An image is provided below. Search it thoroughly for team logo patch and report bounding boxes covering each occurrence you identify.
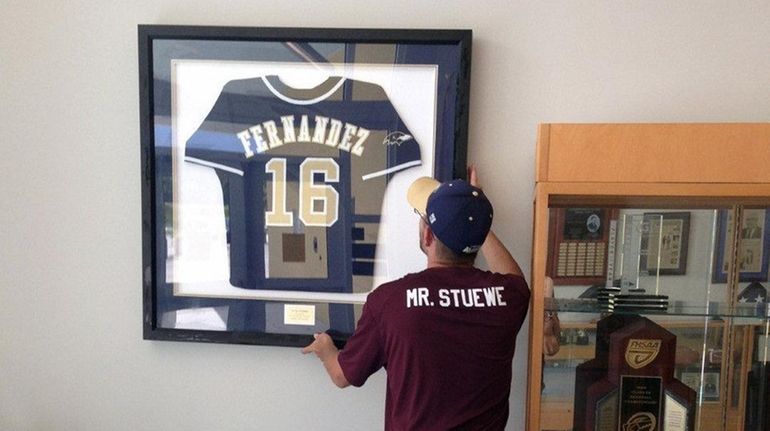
[625,339,661,369]
[622,412,656,431]
[383,131,413,146]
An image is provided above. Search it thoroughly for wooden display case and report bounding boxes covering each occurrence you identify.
[528,123,770,431]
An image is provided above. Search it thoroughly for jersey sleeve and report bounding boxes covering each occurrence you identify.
[184,81,247,175]
[337,298,386,387]
[360,87,422,182]
[383,127,422,179]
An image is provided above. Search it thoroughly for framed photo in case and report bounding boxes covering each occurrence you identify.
[639,212,690,276]
[679,369,720,402]
[712,208,770,283]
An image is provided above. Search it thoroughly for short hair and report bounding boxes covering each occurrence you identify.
[433,235,477,265]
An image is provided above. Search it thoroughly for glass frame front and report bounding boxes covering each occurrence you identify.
[139,25,472,347]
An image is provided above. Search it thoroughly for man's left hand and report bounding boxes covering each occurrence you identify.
[302,332,350,388]
[302,332,338,362]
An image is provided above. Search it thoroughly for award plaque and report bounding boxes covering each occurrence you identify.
[547,208,617,285]
[573,314,696,431]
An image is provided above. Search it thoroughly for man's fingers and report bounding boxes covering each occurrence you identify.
[467,165,480,188]
[301,335,320,354]
[301,332,326,354]
[301,340,317,354]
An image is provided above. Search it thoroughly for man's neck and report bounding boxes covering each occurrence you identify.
[426,258,474,269]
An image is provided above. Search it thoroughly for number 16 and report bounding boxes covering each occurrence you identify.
[265,157,339,227]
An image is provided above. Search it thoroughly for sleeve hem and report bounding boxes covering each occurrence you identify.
[185,156,244,176]
[361,160,421,181]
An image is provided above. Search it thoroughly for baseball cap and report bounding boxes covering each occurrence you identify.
[407,177,493,254]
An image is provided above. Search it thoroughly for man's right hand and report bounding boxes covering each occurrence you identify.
[467,165,481,189]
[467,165,524,277]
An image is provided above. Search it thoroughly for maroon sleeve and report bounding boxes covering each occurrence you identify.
[337,296,387,387]
[509,275,531,325]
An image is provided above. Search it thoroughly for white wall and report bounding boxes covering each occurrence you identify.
[2,1,769,430]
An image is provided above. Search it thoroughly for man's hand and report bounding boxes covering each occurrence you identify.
[467,165,524,277]
[543,277,561,356]
[467,165,480,189]
[302,332,350,388]
[302,332,338,361]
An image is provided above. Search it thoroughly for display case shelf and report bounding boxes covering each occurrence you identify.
[547,298,770,319]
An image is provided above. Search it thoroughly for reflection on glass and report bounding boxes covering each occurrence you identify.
[541,204,770,431]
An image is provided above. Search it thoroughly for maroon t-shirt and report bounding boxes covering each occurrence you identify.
[338,266,530,430]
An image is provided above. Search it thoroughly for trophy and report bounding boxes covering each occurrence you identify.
[573,314,696,431]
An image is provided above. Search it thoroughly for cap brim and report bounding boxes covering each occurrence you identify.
[407,177,440,215]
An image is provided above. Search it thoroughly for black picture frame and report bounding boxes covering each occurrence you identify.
[139,25,472,347]
[712,209,770,283]
[639,212,690,276]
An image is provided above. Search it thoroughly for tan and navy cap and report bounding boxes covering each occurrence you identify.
[407,177,493,254]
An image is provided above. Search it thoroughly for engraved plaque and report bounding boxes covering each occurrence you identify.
[619,375,662,429]
[548,208,615,285]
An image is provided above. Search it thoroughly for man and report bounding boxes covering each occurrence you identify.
[302,170,530,430]
[742,216,762,239]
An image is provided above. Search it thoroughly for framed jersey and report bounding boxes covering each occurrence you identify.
[139,25,472,347]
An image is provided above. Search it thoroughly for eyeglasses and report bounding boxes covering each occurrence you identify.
[413,208,429,225]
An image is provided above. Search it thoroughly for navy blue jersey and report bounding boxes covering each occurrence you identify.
[184,75,421,293]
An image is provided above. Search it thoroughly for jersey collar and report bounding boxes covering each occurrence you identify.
[262,75,346,105]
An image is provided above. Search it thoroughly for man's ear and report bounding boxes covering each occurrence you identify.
[422,223,435,247]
